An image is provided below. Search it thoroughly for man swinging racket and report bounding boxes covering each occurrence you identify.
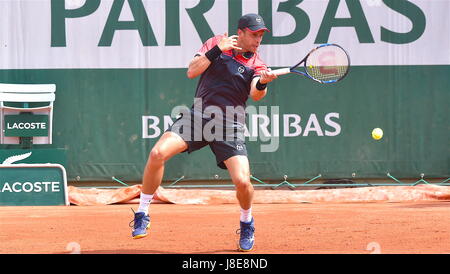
[130,13,278,252]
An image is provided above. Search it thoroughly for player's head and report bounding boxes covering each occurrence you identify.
[237,13,270,53]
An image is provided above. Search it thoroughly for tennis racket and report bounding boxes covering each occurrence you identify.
[272,44,350,84]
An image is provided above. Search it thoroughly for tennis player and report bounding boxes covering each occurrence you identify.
[130,13,277,252]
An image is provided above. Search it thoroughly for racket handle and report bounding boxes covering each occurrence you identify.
[271,68,291,76]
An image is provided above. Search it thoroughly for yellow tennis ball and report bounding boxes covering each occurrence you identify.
[372,128,383,140]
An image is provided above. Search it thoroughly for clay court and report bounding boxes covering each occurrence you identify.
[1,193,449,254]
[1,0,449,263]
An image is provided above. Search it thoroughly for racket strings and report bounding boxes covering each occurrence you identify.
[307,65,347,81]
[305,45,349,83]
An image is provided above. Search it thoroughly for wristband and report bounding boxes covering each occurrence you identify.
[256,79,267,90]
[205,45,222,62]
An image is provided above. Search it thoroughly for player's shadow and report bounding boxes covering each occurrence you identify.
[189,249,241,254]
[59,249,239,254]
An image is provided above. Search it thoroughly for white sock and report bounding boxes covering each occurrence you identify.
[240,207,252,223]
[137,192,154,215]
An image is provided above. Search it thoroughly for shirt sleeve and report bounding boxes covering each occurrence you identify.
[196,36,221,56]
[252,54,268,78]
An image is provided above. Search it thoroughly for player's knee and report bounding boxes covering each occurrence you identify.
[233,176,252,191]
[149,148,166,163]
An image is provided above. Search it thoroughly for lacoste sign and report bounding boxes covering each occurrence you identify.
[4,114,49,137]
[0,156,69,206]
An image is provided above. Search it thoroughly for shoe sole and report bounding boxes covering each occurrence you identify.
[238,246,254,252]
[132,223,151,239]
[237,241,254,252]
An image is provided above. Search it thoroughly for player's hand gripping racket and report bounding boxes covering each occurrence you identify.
[272,44,350,84]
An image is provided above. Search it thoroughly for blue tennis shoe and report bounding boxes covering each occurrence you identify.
[130,211,150,239]
[237,218,255,251]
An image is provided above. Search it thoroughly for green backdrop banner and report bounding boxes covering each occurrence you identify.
[0,66,448,181]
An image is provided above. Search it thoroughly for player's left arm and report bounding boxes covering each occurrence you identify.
[250,68,277,101]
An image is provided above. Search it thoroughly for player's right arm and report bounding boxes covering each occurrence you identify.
[187,33,242,79]
[186,54,212,79]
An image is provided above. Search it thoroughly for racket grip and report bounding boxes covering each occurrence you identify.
[271,68,291,76]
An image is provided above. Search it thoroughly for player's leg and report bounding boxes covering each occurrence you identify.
[131,131,188,239]
[224,155,254,211]
[141,131,188,195]
[224,155,255,252]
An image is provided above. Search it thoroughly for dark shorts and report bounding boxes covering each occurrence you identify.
[167,112,248,169]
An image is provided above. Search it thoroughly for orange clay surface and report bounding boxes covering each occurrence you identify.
[1,202,449,254]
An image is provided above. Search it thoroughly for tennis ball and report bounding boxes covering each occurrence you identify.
[372,128,383,140]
